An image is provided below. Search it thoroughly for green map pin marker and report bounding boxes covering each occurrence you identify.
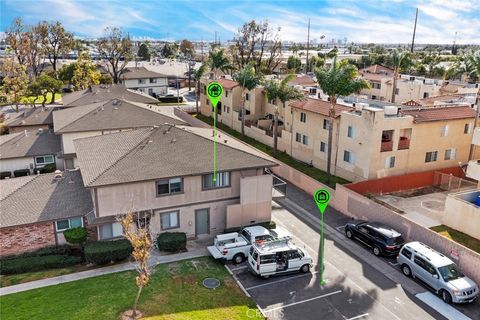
[207,82,223,108]
[314,189,331,214]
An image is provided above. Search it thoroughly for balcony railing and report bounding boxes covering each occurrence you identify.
[398,138,410,150]
[381,141,393,152]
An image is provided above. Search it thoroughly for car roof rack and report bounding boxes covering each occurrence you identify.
[255,236,293,252]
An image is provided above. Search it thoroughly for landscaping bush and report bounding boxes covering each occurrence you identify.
[0,255,82,275]
[84,239,132,265]
[13,169,30,177]
[0,171,11,179]
[37,163,56,174]
[1,245,72,261]
[157,232,187,252]
[63,227,88,245]
[158,96,183,103]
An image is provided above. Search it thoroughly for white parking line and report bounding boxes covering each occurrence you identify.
[389,262,399,267]
[263,290,342,313]
[229,265,248,272]
[245,271,320,291]
[346,313,369,320]
[336,225,346,232]
[416,292,472,320]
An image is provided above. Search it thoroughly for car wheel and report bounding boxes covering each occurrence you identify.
[373,246,381,256]
[346,229,353,239]
[301,264,310,273]
[440,290,452,304]
[401,264,412,277]
[232,253,244,264]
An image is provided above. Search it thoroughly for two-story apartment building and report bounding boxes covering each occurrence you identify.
[74,125,277,240]
[119,67,168,97]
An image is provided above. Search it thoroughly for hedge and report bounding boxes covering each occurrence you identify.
[0,171,11,179]
[63,227,88,245]
[224,221,277,234]
[1,245,72,261]
[0,255,82,275]
[157,232,187,252]
[84,239,132,265]
[13,169,30,177]
[36,163,56,174]
[158,96,183,103]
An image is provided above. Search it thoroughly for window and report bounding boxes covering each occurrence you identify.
[206,98,210,105]
[347,126,355,138]
[156,177,183,196]
[395,88,399,95]
[320,142,327,152]
[385,156,395,168]
[149,78,157,83]
[202,171,230,189]
[225,90,229,97]
[260,254,276,264]
[300,112,307,123]
[343,150,355,164]
[160,211,179,230]
[425,151,438,163]
[444,148,456,160]
[35,155,54,165]
[323,119,331,130]
[401,248,412,259]
[302,135,308,145]
[245,93,250,101]
[440,125,449,137]
[99,222,123,240]
[135,211,151,229]
[464,123,473,134]
[295,132,302,142]
[55,217,83,232]
[138,79,146,84]
[414,256,427,270]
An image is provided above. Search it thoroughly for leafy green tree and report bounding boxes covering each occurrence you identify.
[233,63,262,135]
[287,56,302,72]
[99,73,113,85]
[315,58,370,182]
[388,50,412,103]
[58,62,76,85]
[264,74,304,154]
[179,39,194,58]
[308,55,325,72]
[208,48,234,80]
[0,58,29,112]
[72,51,101,90]
[39,21,75,71]
[161,43,178,59]
[137,43,150,61]
[193,64,207,114]
[29,73,63,107]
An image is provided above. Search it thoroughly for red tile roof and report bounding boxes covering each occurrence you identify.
[289,98,353,118]
[217,78,239,89]
[359,64,394,75]
[400,106,475,122]
[289,76,317,86]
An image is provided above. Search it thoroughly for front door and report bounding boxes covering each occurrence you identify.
[195,208,210,236]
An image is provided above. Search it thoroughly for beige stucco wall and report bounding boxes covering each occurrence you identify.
[123,78,168,95]
[443,191,480,240]
[0,157,35,173]
[62,131,103,154]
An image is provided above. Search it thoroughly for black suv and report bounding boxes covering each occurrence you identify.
[344,221,405,257]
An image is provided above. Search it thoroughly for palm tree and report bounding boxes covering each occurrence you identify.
[264,74,304,154]
[208,48,233,80]
[465,51,480,160]
[388,49,412,103]
[233,64,262,135]
[315,57,370,183]
[193,64,207,114]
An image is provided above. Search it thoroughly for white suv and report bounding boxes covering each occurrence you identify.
[397,241,478,304]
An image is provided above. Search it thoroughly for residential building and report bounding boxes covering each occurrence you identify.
[466,127,480,187]
[74,125,277,240]
[0,129,62,177]
[5,107,55,133]
[119,67,168,97]
[61,84,159,107]
[52,98,185,169]
[336,104,478,181]
[0,170,94,256]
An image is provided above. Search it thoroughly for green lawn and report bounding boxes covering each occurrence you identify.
[0,257,263,320]
[430,225,480,254]
[195,114,350,188]
[20,92,62,104]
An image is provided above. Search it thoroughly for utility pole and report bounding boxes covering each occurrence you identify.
[306,18,310,73]
[411,8,418,53]
[452,31,458,55]
[201,36,204,62]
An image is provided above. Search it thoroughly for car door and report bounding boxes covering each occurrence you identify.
[413,255,436,288]
[286,250,303,271]
[356,225,373,247]
[259,253,277,275]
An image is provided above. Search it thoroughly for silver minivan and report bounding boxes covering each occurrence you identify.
[397,241,478,304]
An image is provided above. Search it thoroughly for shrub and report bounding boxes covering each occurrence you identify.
[64,227,88,245]
[13,169,30,177]
[37,163,56,174]
[1,245,72,261]
[157,232,187,252]
[0,255,81,275]
[158,96,183,103]
[0,171,11,179]
[84,239,132,265]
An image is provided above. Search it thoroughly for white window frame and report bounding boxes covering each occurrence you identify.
[295,132,302,143]
[464,123,473,134]
[156,177,183,196]
[425,151,438,163]
[138,79,146,84]
[323,119,331,130]
[444,148,456,160]
[440,125,449,137]
[320,141,327,152]
[300,112,307,123]
[202,171,230,189]
[35,155,55,166]
[347,126,355,138]
[343,150,355,165]
[302,135,308,145]
[385,156,395,168]
[55,217,84,232]
[160,210,180,230]
[99,222,123,240]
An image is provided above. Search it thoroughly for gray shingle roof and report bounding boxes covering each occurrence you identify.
[61,84,159,106]
[75,125,277,187]
[6,108,55,128]
[53,99,185,133]
[120,67,167,80]
[0,130,61,159]
[0,170,93,228]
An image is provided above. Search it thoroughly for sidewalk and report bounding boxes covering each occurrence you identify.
[0,246,208,296]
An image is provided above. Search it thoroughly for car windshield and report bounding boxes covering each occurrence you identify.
[387,236,405,246]
[438,264,464,282]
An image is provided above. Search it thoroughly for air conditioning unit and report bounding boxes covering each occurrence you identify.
[424,79,434,85]
[384,106,398,115]
[355,102,369,111]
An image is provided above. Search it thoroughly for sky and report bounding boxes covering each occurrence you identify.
[1,0,479,44]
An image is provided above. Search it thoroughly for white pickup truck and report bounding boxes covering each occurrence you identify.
[208,226,290,264]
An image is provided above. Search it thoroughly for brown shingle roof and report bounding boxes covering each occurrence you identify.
[0,130,61,160]
[400,106,476,122]
[217,78,239,90]
[289,98,353,118]
[120,67,167,80]
[6,108,55,128]
[74,125,277,187]
[289,76,317,86]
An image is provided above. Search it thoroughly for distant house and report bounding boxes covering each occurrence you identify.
[119,67,168,97]
[74,125,277,240]
[61,84,159,107]
[5,107,55,133]
[52,98,185,169]
[0,130,62,178]
[0,171,94,256]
